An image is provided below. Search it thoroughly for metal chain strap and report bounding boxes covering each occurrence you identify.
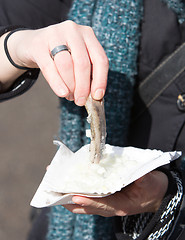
[148,172,183,240]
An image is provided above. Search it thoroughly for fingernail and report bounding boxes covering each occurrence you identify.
[66,93,74,101]
[73,197,85,206]
[76,97,86,106]
[94,89,104,100]
[60,88,68,97]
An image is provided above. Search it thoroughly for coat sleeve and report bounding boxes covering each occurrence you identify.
[0,25,40,102]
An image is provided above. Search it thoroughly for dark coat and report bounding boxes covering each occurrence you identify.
[128,1,185,239]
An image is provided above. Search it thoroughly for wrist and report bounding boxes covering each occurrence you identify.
[5,28,34,70]
[0,33,20,90]
[4,28,37,71]
[151,171,169,212]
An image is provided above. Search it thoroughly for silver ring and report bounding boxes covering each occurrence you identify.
[50,45,71,59]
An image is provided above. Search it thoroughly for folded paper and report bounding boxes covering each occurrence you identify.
[30,140,181,208]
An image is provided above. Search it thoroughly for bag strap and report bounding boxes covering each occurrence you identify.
[135,42,185,120]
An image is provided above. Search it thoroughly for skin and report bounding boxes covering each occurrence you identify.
[0,20,169,216]
[64,171,168,217]
[0,20,109,105]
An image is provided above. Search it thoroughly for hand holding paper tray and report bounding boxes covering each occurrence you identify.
[30,140,181,208]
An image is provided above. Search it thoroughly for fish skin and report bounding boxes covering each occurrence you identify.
[85,95,106,163]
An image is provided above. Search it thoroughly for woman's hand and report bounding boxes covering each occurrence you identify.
[6,21,109,105]
[64,171,168,217]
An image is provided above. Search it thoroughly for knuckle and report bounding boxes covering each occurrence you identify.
[47,20,77,37]
[76,56,90,70]
[84,25,94,33]
[97,202,106,211]
[59,58,72,72]
[64,20,77,30]
[45,25,58,37]
[75,88,89,99]
[65,20,76,26]
[98,54,109,68]
[115,209,126,217]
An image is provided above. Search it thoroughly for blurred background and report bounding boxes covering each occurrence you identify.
[0,74,60,239]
